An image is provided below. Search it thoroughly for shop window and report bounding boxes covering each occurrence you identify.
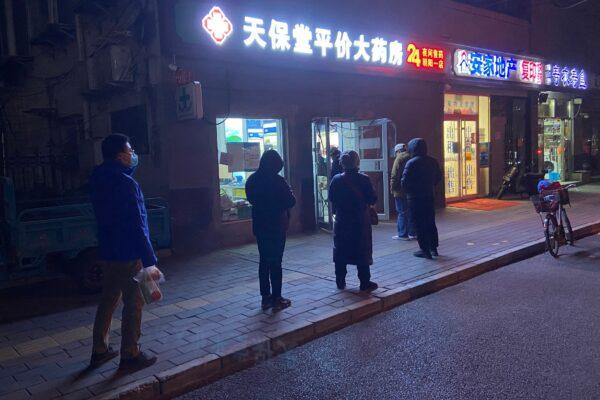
[217,118,284,222]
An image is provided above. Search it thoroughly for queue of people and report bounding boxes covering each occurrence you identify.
[87,134,441,372]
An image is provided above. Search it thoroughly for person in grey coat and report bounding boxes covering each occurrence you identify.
[328,150,378,291]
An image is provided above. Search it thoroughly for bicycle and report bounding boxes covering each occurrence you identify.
[531,184,575,258]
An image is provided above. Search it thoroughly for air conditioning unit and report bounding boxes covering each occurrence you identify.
[89,44,134,90]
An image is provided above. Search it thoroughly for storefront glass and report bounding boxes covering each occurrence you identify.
[443,94,490,200]
[312,118,393,230]
[217,117,285,222]
[538,95,574,182]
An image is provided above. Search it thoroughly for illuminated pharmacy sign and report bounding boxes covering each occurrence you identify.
[544,64,587,90]
[197,4,447,73]
[453,48,543,84]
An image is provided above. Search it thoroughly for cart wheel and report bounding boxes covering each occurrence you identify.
[77,249,103,294]
[544,214,560,258]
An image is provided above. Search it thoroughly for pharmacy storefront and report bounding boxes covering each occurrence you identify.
[162,0,594,250]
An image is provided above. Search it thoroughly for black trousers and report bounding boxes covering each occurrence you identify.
[335,263,371,285]
[256,233,287,299]
[408,197,439,252]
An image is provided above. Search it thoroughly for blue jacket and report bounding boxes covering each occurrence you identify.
[90,161,157,267]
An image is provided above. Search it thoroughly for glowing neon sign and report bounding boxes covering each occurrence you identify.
[198,5,450,72]
[238,14,407,67]
[454,49,544,85]
[202,6,233,45]
[545,64,587,90]
[406,43,445,70]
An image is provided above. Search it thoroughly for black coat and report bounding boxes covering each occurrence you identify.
[401,138,442,200]
[245,151,296,236]
[329,170,377,266]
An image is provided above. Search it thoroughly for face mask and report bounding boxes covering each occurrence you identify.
[130,153,139,168]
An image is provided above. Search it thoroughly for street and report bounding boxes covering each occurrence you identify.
[180,235,600,400]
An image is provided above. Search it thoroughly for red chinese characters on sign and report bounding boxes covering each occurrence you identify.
[520,60,543,84]
[202,6,233,45]
[406,43,445,71]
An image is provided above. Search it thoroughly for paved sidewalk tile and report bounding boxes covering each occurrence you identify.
[0,184,599,399]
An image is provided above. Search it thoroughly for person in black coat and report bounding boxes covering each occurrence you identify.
[401,138,442,259]
[245,150,296,310]
[330,147,343,179]
[328,150,378,291]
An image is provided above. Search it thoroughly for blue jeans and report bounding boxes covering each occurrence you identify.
[395,197,415,237]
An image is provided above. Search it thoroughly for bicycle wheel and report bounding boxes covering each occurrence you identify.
[544,214,560,258]
[561,208,574,245]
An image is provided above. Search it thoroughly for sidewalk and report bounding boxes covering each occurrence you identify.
[1,184,599,400]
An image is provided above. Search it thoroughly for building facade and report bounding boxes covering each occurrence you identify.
[1,0,599,254]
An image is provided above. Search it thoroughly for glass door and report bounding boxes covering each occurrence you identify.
[353,120,390,221]
[444,116,479,200]
[312,118,331,230]
[312,118,392,231]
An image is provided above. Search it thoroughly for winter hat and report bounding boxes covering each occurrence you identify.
[394,143,407,153]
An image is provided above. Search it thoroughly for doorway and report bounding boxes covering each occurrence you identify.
[443,116,479,200]
[312,118,394,231]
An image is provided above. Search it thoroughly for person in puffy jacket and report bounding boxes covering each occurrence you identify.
[401,138,442,259]
[329,150,378,291]
[390,143,415,240]
[246,150,296,310]
[89,133,157,371]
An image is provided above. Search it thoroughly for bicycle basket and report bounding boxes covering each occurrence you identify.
[531,194,559,213]
[557,187,570,205]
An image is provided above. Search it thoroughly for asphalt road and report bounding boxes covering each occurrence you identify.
[179,234,600,400]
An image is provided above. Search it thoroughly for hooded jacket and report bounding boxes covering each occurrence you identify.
[90,160,157,267]
[401,138,442,200]
[245,150,296,236]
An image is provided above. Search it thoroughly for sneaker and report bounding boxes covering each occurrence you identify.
[413,250,433,259]
[359,281,378,291]
[392,235,410,241]
[408,235,417,240]
[271,297,292,310]
[119,352,157,372]
[261,296,273,310]
[431,248,439,257]
[336,276,346,290]
[90,347,118,367]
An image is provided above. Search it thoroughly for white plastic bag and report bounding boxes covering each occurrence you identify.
[134,266,165,304]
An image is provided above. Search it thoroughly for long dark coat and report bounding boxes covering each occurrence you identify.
[329,170,377,266]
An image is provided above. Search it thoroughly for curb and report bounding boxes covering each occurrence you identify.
[96,221,600,399]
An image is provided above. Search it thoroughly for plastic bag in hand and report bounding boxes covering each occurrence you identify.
[134,266,165,304]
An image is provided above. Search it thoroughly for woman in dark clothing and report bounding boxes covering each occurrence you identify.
[245,150,296,310]
[328,150,378,291]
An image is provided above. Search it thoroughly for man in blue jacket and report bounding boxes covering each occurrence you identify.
[89,134,157,371]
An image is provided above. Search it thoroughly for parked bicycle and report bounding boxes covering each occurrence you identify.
[531,183,575,258]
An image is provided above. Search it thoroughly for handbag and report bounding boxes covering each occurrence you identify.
[368,206,379,226]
